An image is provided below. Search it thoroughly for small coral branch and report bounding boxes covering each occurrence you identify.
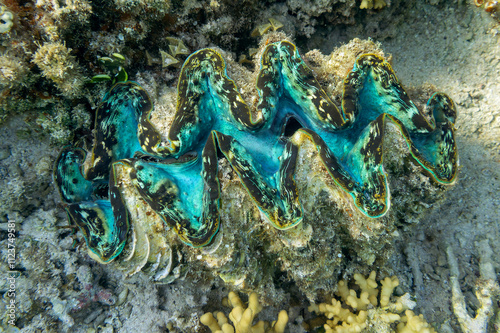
[200,291,288,333]
[360,0,387,10]
[447,240,500,333]
[309,271,436,333]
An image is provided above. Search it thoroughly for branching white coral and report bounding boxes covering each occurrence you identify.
[447,240,500,333]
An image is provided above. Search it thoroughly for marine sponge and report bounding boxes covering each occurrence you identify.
[308,271,436,333]
[32,42,85,98]
[200,292,288,333]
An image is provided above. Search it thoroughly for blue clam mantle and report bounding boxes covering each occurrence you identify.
[54,41,458,263]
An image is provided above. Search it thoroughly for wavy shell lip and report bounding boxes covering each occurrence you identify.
[53,41,458,265]
[54,147,94,203]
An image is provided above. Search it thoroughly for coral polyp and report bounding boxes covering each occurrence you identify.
[54,41,458,265]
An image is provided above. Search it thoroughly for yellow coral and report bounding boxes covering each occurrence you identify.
[200,292,288,333]
[380,276,399,307]
[336,271,379,311]
[397,310,437,333]
[360,0,387,10]
[309,271,436,333]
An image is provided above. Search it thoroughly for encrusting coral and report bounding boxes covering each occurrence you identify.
[308,271,437,333]
[200,291,288,333]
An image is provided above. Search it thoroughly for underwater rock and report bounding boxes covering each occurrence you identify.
[54,39,458,297]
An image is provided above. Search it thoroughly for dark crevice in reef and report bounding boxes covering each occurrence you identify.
[282,116,304,138]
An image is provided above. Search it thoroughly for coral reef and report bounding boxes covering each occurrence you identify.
[251,18,284,37]
[0,0,400,135]
[201,291,288,333]
[0,121,58,218]
[0,209,118,329]
[32,42,85,98]
[0,0,377,138]
[285,0,357,36]
[0,0,498,331]
[308,271,437,333]
[35,0,92,38]
[447,240,500,333]
[51,38,458,300]
[35,103,91,144]
[0,54,29,91]
[113,0,170,18]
